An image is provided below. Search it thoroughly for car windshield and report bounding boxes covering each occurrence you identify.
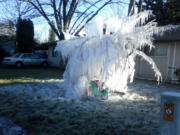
[13,53,21,58]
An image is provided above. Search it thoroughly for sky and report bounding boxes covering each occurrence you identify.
[33,18,50,42]
[0,0,130,42]
[32,0,130,42]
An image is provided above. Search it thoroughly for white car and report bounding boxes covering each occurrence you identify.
[2,53,49,68]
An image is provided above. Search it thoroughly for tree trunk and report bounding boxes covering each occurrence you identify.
[138,0,143,13]
[128,0,136,16]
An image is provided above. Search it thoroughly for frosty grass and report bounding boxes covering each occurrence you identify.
[0,80,175,135]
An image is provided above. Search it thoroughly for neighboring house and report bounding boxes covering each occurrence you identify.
[48,43,66,69]
[0,21,15,37]
[0,36,16,55]
[36,41,66,69]
[135,26,180,82]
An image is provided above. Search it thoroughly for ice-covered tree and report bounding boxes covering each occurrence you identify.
[56,11,163,99]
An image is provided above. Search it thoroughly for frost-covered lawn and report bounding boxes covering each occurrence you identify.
[1,78,179,135]
[0,68,63,84]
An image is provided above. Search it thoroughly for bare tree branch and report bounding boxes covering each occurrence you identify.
[74,0,115,35]
[19,0,126,40]
[71,11,93,34]
[0,0,39,25]
[69,0,101,33]
[64,0,79,31]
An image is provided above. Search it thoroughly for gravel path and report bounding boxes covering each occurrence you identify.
[0,80,179,135]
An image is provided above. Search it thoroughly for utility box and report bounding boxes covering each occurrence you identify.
[160,91,180,135]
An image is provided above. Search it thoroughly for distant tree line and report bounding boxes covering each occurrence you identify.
[128,0,180,25]
[143,0,180,25]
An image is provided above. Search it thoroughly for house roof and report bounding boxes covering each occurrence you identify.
[154,25,180,42]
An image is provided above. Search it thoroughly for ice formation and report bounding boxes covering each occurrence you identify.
[56,11,162,99]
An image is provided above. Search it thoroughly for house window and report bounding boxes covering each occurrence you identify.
[52,48,57,57]
[144,45,167,56]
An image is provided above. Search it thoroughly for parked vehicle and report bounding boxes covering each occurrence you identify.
[2,53,49,68]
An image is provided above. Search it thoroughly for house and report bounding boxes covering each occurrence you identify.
[135,26,180,82]
[0,21,15,37]
[0,36,16,55]
[35,41,66,69]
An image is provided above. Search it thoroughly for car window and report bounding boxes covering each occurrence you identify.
[22,54,32,59]
[13,53,21,58]
[31,54,40,59]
